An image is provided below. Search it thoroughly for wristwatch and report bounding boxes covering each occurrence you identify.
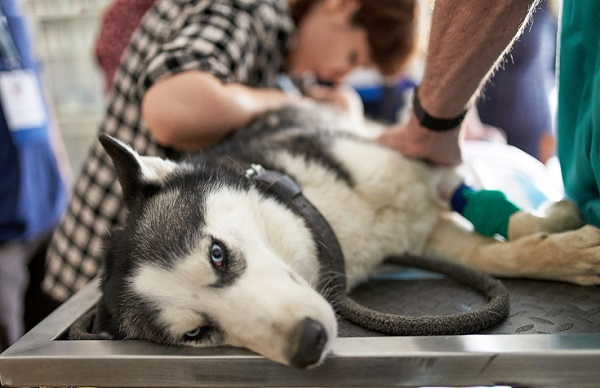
[412,87,468,131]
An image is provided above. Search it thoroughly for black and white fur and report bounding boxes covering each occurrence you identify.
[97,106,600,369]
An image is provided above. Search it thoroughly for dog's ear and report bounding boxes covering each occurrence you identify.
[99,134,179,207]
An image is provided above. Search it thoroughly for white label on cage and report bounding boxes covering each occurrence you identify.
[0,69,47,131]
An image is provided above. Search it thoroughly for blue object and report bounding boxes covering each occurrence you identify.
[476,1,557,160]
[0,0,67,242]
[355,78,416,124]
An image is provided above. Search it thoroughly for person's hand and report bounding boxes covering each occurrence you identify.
[377,111,463,166]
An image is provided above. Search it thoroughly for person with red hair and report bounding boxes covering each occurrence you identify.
[44,0,420,303]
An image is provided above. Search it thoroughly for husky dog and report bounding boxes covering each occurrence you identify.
[96,106,600,369]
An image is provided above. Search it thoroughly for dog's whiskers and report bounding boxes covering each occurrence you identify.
[318,269,346,301]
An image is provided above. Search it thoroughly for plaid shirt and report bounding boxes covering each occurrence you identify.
[44,0,295,302]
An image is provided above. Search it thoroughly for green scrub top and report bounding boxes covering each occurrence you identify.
[556,0,600,226]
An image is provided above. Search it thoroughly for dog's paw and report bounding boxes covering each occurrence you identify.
[530,225,600,286]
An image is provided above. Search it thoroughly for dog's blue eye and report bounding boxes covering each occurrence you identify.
[185,328,201,338]
[210,243,226,269]
[184,326,208,341]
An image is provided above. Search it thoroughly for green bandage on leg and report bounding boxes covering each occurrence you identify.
[451,184,521,238]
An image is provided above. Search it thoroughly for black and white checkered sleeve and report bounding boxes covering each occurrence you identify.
[136,3,261,94]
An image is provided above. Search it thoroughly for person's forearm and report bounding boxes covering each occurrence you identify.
[418,0,539,118]
[377,0,540,167]
[141,71,293,150]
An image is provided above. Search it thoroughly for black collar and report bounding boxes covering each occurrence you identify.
[244,164,347,297]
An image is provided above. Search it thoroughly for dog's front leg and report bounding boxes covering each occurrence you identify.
[424,213,600,286]
[508,199,585,239]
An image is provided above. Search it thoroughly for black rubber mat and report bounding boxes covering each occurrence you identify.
[339,271,600,337]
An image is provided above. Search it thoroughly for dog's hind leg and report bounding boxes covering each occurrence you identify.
[424,213,600,285]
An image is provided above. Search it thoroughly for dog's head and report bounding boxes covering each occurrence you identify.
[95,135,337,368]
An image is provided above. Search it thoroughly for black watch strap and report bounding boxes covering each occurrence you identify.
[412,87,467,131]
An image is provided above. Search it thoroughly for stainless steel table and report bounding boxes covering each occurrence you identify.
[2,278,600,387]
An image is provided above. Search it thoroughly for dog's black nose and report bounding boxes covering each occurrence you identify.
[290,318,328,369]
